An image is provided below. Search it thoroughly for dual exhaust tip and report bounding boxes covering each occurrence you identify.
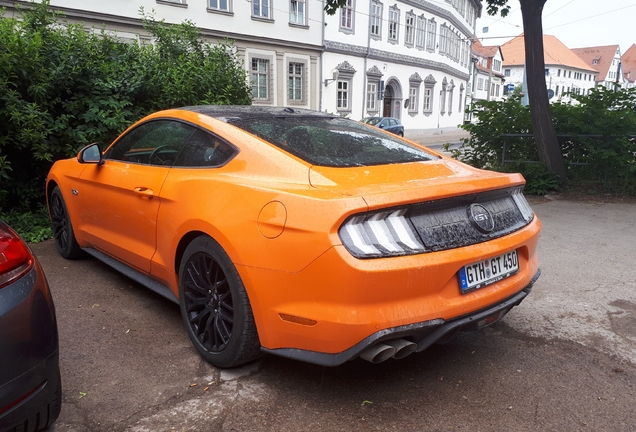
[359,339,417,363]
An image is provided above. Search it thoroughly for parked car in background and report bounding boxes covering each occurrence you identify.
[46,106,540,368]
[360,116,404,136]
[0,220,61,432]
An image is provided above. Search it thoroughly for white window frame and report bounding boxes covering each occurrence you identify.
[290,0,305,25]
[337,80,350,111]
[415,15,426,49]
[208,0,230,12]
[252,0,271,19]
[404,12,415,47]
[251,57,271,102]
[426,19,436,51]
[370,1,382,39]
[388,6,400,44]
[340,0,355,34]
[366,82,377,111]
[287,61,305,104]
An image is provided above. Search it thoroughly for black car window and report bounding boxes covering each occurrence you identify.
[364,117,381,126]
[106,120,195,166]
[173,129,237,167]
[389,119,398,127]
[227,116,437,167]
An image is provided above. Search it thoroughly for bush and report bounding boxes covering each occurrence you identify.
[452,88,636,195]
[0,0,251,217]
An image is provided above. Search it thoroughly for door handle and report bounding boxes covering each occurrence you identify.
[134,187,154,198]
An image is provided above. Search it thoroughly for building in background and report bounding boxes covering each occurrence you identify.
[2,0,482,134]
[500,34,597,103]
[470,38,504,103]
[322,0,480,135]
[1,0,325,111]
[572,45,624,90]
[621,44,636,89]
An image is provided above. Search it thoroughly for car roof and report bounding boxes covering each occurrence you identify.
[180,105,337,121]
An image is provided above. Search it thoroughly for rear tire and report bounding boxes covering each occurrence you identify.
[49,186,82,259]
[179,235,261,368]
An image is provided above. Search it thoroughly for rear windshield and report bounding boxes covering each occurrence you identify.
[226,116,437,167]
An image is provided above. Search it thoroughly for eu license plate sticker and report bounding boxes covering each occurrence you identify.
[458,250,519,294]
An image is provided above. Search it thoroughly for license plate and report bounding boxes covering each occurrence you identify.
[458,250,519,294]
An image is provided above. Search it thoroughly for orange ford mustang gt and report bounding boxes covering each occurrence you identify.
[46,106,541,368]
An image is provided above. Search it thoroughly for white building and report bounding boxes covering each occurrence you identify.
[322,0,480,135]
[1,0,325,110]
[470,39,505,102]
[2,0,481,133]
[501,34,597,103]
[572,45,625,90]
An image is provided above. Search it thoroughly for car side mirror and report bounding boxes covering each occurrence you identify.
[77,143,104,165]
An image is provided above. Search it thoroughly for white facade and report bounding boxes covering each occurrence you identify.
[503,66,597,103]
[3,0,480,132]
[322,0,480,134]
[2,0,325,110]
[471,48,504,103]
[597,47,625,89]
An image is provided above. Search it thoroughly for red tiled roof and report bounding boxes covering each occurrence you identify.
[501,34,596,72]
[622,44,636,82]
[572,45,619,82]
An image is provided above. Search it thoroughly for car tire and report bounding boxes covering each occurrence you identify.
[49,186,82,259]
[397,132,404,137]
[179,235,261,368]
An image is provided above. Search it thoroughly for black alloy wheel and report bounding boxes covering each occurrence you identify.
[179,235,261,368]
[49,186,82,259]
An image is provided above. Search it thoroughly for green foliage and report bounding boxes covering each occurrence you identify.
[454,87,636,195]
[0,0,251,216]
[448,94,535,168]
[0,205,52,243]
[498,162,562,196]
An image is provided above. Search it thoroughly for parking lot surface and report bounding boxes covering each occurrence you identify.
[33,194,636,431]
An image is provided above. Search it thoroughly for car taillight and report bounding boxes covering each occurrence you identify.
[339,209,426,259]
[512,187,534,222]
[0,222,34,289]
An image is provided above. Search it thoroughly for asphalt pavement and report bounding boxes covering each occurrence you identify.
[32,190,636,431]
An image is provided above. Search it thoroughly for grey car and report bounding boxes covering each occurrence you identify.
[0,220,61,432]
[360,116,404,136]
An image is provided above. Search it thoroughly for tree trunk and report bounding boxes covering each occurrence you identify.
[519,0,567,180]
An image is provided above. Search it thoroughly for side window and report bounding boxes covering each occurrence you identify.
[174,129,237,167]
[107,120,195,166]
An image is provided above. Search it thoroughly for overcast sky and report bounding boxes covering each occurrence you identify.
[475,0,635,54]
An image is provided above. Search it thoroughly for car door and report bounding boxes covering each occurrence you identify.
[77,120,195,273]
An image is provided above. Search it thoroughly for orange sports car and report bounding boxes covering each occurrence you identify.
[46,106,541,368]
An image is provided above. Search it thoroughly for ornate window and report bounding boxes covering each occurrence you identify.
[408,73,422,115]
[365,65,383,114]
[405,12,415,47]
[440,77,447,115]
[335,61,356,114]
[416,15,426,49]
[423,74,436,114]
[426,19,436,52]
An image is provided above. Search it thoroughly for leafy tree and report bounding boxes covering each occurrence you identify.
[480,0,567,180]
[452,87,636,193]
[0,0,250,215]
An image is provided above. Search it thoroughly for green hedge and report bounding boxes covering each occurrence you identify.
[0,0,251,215]
[452,87,636,195]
